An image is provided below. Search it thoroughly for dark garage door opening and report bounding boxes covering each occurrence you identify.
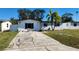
[25,23,34,29]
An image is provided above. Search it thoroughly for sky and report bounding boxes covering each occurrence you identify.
[0,8,79,21]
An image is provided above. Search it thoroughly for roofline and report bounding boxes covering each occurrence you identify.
[18,19,41,22]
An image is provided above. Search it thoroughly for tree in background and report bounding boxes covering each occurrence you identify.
[10,17,18,24]
[18,9,33,20]
[25,9,32,19]
[18,8,45,22]
[61,13,73,23]
[33,9,45,22]
[18,9,27,20]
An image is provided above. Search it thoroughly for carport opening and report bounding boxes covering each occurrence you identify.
[25,23,34,29]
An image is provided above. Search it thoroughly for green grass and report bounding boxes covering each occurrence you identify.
[0,32,17,50]
[44,30,79,49]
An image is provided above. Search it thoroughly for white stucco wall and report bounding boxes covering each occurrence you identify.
[55,22,79,30]
[60,22,72,29]
[1,21,12,32]
[18,19,41,31]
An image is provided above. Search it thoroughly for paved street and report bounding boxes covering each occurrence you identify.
[6,31,79,51]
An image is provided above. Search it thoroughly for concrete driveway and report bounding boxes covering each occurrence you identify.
[6,31,79,51]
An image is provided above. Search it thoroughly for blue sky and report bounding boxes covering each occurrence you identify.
[0,8,79,21]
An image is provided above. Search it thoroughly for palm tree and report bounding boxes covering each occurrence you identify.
[46,9,61,30]
[46,9,53,29]
[52,12,61,29]
[52,12,61,33]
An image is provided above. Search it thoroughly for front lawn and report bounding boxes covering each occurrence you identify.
[44,30,79,49]
[0,32,17,50]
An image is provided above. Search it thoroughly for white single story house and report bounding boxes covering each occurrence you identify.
[10,19,41,31]
[1,19,79,32]
[1,21,12,32]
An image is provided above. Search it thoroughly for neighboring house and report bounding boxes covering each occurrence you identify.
[1,21,12,32]
[55,22,79,30]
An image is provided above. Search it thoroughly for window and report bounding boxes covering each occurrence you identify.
[74,23,77,26]
[7,23,8,27]
[55,23,60,26]
[44,23,47,27]
[66,23,68,26]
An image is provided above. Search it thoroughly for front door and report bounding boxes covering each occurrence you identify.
[25,23,33,29]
